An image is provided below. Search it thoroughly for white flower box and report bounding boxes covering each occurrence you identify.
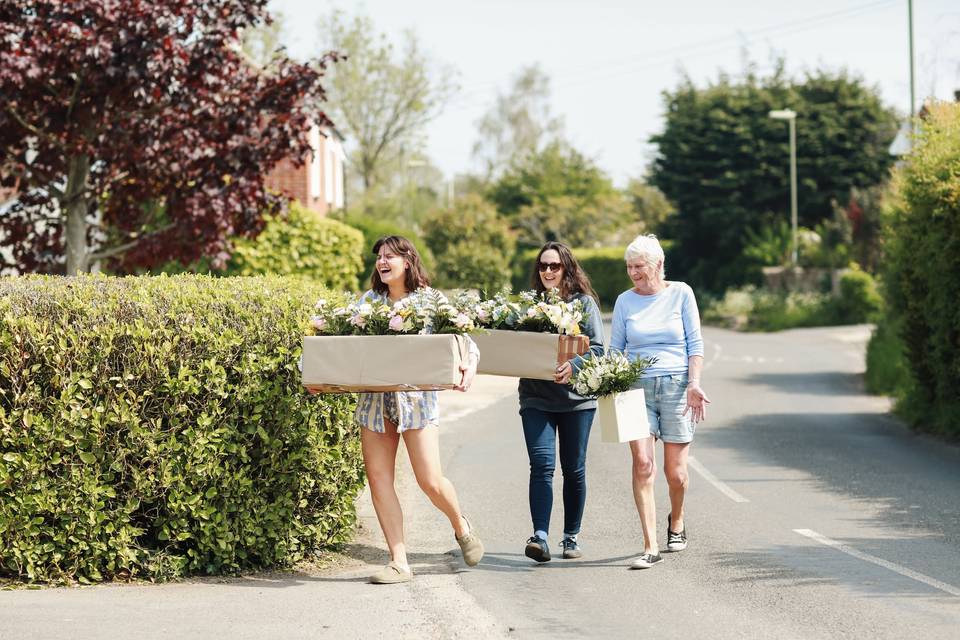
[302,334,467,393]
[597,388,651,443]
[469,330,589,380]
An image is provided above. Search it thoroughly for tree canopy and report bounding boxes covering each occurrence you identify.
[0,0,333,274]
[650,63,898,293]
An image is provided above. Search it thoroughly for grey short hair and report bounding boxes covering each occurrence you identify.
[625,234,666,279]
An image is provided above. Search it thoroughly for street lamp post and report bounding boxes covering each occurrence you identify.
[769,109,799,267]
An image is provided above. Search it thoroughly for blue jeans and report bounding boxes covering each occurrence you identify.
[520,407,595,537]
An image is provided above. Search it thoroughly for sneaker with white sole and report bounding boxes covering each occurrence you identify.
[561,537,582,559]
[667,514,687,552]
[629,552,663,569]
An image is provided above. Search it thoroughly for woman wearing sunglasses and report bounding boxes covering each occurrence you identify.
[519,241,605,562]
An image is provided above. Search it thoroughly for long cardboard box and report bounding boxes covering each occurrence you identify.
[302,334,467,393]
[469,330,589,380]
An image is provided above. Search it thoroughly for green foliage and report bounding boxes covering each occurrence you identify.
[318,10,456,192]
[625,179,676,235]
[225,203,364,290]
[703,268,881,331]
[0,275,365,584]
[341,211,436,285]
[865,315,911,397]
[422,195,516,293]
[881,103,960,438]
[487,142,630,248]
[650,63,898,294]
[830,266,882,324]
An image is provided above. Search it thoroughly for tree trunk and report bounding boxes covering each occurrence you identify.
[64,154,90,275]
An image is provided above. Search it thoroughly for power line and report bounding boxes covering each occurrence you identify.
[444,0,899,112]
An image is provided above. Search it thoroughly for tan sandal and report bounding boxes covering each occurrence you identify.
[455,515,484,567]
[369,561,412,584]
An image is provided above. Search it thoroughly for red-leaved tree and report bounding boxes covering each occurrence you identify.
[0,0,336,274]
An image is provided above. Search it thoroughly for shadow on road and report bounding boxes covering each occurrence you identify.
[737,371,866,395]
[702,411,960,549]
[710,544,959,600]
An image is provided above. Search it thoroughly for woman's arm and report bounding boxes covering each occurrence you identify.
[681,285,709,421]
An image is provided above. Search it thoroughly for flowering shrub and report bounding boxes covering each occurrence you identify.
[570,352,657,397]
[467,290,585,336]
[309,288,474,336]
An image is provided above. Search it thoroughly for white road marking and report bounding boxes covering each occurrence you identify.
[688,455,750,503]
[793,528,960,597]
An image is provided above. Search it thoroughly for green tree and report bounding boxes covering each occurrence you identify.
[472,64,564,181]
[650,63,898,293]
[487,142,630,247]
[625,179,675,234]
[317,10,456,193]
[421,195,515,293]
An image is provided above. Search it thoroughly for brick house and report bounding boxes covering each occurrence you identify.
[264,123,346,216]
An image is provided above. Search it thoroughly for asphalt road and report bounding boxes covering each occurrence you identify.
[3,325,959,639]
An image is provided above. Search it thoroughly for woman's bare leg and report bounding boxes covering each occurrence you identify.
[402,425,469,537]
[629,437,659,554]
[361,424,407,567]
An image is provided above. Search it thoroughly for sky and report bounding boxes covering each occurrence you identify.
[269,0,960,186]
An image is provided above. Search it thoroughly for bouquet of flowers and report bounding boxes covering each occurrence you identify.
[570,352,658,398]
[308,289,474,337]
[469,289,585,336]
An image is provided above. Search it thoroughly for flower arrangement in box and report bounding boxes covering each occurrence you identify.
[308,288,474,337]
[570,352,657,398]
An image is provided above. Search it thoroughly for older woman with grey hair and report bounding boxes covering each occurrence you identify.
[610,234,710,569]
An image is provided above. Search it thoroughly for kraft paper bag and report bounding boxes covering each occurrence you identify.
[597,388,651,443]
[302,334,467,393]
[470,330,589,381]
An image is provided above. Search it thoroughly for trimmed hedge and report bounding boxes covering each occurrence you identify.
[0,275,364,583]
[226,203,364,291]
[880,103,960,438]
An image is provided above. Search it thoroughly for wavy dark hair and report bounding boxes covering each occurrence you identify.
[530,241,599,303]
[370,235,430,295]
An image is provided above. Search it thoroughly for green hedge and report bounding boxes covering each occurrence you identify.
[0,275,364,583]
[226,203,364,290]
[881,103,960,438]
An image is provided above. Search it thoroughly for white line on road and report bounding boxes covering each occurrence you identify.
[688,455,750,503]
[793,528,960,597]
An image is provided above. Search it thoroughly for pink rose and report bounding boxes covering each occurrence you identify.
[389,314,404,331]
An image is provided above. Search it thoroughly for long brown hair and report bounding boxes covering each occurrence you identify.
[530,241,599,302]
[370,235,431,295]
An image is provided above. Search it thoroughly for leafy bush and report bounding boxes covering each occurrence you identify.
[0,275,364,583]
[828,266,882,324]
[881,102,960,438]
[422,195,516,293]
[225,203,364,290]
[865,315,910,397]
[703,269,881,331]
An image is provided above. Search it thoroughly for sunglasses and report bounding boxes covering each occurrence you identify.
[538,262,563,273]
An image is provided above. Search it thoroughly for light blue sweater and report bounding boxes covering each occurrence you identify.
[610,282,704,378]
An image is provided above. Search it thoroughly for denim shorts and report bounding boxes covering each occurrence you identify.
[633,374,695,443]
